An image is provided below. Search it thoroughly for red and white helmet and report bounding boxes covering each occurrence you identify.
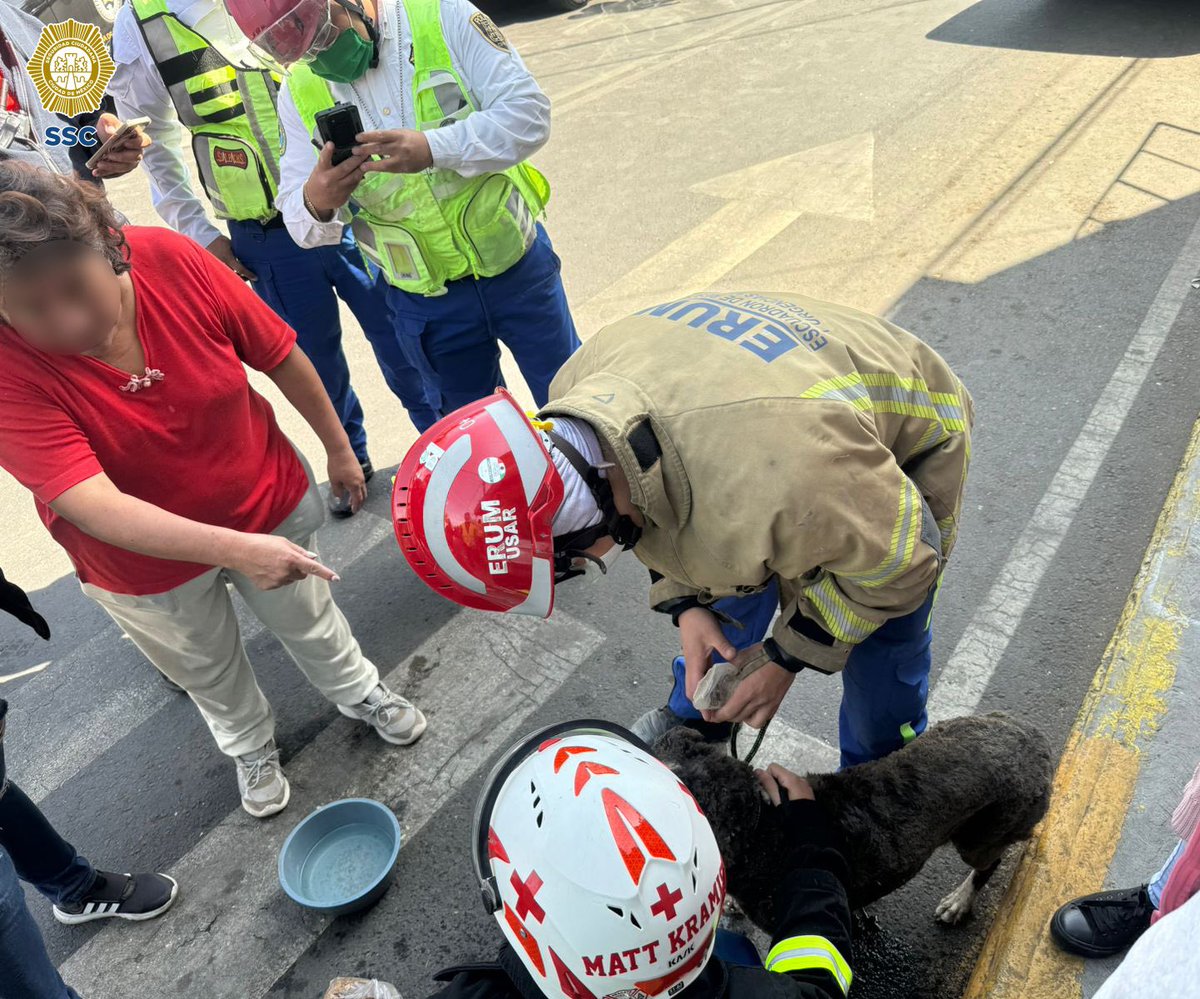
[392,390,564,617]
[474,721,726,999]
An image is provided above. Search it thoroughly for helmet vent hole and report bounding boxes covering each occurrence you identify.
[530,780,537,794]
[692,872,698,892]
[536,811,544,828]
[607,905,623,918]
[630,912,641,929]
[693,849,699,869]
[533,796,541,808]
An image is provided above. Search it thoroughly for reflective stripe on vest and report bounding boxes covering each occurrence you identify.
[765,935,853,996]
[132,0,282,222]
[287,0,550,295]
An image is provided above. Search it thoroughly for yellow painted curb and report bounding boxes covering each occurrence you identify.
[961,419,1199,999]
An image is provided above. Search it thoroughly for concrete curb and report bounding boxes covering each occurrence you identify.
[960,415,1200,999]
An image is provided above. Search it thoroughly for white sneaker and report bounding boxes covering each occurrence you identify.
[235,740,290,818]
[339,683,427,746]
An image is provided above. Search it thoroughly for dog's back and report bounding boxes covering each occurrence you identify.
[810,712,1052,907]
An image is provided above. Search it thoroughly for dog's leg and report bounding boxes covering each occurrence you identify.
[935,860,1001,925]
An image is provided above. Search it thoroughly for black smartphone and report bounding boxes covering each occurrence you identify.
[314,102,364,166]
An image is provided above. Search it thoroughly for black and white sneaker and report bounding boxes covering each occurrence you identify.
[53,870,178,925]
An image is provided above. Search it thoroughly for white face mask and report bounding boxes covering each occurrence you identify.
[577,542,624,580]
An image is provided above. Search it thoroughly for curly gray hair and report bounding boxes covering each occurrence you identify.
[0,161,130,278]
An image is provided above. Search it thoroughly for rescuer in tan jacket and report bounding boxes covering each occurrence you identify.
[395,289,973,768]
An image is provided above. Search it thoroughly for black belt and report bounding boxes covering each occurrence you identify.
[230,214,287,231]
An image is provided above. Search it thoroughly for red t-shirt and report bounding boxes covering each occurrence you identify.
[0,227,310,595]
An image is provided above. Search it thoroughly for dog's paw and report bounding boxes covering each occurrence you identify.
[935,876,977,925]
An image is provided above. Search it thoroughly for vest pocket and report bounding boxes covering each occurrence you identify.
[460,174,536,278]
[191,134,274,222]
[351,216,443,294]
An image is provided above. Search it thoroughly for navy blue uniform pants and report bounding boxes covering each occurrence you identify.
[228,220,440,460]
[385,224,580,415]
[666,581,938,769]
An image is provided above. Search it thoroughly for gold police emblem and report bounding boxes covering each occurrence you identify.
[469,12,509,52]
[27,19,115,117]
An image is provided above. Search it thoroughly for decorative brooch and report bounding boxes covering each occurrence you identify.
[119,368,166,393]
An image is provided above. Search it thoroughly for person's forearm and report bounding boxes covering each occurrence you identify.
[50,475,242,567]
[265,346,354,455]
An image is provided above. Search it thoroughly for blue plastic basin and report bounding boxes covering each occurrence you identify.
[278,798,401,915]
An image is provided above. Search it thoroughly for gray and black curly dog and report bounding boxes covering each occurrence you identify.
[654,712,1053,930]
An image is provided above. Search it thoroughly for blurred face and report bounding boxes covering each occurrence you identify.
[0,245,122,355]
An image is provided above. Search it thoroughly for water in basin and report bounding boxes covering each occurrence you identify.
[298,822,394,903]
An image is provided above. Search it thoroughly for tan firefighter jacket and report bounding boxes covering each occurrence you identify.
[542,291,973,673]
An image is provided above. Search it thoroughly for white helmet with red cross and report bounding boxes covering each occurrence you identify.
[473,721,726,999]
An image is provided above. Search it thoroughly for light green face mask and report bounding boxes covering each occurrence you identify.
[308,27,375,83]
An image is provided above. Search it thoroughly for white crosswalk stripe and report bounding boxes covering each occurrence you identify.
[8,512,394,805]
[751,719,841,774]
[59,609,603,999]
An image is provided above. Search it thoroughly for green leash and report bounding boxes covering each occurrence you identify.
[730,721,770,765]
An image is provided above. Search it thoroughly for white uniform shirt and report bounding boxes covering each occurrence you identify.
[109,0,264,247]
[276,0,550,249]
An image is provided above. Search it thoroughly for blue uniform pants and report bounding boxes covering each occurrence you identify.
[228,221,440,461]
[666,580,937,769]
[385,224,581,415]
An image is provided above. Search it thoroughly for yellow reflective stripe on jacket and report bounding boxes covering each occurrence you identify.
[838,478,923,589]
[805,575,877,643]
[937,514,956,550]
[765,934,853,995]
[801,372,968,431]
[905,419,948,463]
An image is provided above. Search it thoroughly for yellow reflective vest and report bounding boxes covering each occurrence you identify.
[132,0,284,223]
[287,0,550,296]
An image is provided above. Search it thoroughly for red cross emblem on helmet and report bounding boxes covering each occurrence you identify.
[392,390,565,617]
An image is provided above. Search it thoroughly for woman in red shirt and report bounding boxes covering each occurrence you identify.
[0,163,426,819]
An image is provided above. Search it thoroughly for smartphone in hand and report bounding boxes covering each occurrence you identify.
[84,116,151,172]
[315,103,364,166]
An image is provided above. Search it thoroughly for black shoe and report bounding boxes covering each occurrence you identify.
[53,870,179,925]
[1049,884,1153,958]
[158,671,185,693]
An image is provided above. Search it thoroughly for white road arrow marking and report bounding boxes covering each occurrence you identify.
[577,133,875,334]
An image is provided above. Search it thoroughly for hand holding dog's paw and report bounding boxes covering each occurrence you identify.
[935,874,978,925]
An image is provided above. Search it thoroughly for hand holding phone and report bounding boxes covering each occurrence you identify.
[315,103,364,166]
[85,115,151,174]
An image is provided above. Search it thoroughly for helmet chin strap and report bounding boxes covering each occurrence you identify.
[332,0,380,67]
[544,429,642,581]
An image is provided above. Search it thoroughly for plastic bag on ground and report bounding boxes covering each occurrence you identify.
[323,978,401,999]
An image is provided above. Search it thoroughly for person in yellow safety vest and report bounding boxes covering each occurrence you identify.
[108,0,440,517]
[393,291,974,770]
[223,0,581,418]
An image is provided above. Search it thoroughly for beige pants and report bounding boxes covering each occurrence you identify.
[83,474,379,758]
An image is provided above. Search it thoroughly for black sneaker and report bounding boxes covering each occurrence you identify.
[53,870,178,925]
[1049,884,1154,958]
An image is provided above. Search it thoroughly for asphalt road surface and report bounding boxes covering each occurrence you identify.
[4,1,1200,997]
